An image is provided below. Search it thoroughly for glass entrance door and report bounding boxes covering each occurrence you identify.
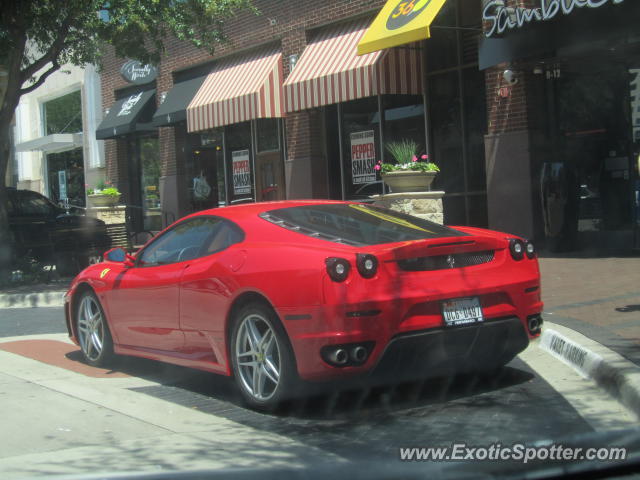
[46,148,85,207]
[549,58,635,251]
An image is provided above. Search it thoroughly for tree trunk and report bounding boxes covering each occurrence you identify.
[0,118,12,280]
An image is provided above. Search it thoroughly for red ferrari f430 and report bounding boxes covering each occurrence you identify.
[65,201,543,409]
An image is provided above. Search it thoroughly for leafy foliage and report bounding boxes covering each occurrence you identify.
[0,0,256,272]
[0,1,256,76]
[380,140,439,173]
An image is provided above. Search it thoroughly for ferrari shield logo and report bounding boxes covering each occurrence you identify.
[100,268,111,279]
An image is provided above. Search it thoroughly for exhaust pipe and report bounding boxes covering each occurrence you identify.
[328,348,348,365]
[528,315,542,334]
[351,346,367,363]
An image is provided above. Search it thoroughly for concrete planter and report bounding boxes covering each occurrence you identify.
[381,171,437,193]
[88,193,121,207]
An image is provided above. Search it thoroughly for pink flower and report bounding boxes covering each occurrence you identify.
[412,155,418,163]
[421,154,429,160]
[374,164,381,171]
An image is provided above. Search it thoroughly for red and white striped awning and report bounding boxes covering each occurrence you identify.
[187,46,285,132]
[284,18,422,113]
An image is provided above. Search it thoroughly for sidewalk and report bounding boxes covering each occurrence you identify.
[538,255,640,364]
[0,278,70,308]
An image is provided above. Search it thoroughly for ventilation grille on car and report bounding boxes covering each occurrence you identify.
[397,250,495,271]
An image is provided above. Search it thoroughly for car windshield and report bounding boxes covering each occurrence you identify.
[261,204,467,246]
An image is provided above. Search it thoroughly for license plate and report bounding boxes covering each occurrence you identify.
[442,297,484,327]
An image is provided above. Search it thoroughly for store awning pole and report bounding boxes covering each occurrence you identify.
[421,41,431,159]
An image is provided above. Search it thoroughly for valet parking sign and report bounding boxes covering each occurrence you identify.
[351,130,377,185]
[232,150,251,195]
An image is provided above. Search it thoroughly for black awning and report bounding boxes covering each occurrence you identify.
[96,90,156,140]
[152,76,207,127]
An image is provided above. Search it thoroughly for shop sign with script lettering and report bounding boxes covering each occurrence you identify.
[483,0,624,38]
[120,60,158,85]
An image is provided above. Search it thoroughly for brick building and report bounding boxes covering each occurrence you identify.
[96,0,640,251]
[481,0,640,250]
[97,0,487,233]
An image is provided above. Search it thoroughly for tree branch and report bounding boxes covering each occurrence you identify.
[20,16,72,83]
[19,59,60,96]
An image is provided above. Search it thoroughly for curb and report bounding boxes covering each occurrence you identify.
[0,291,66,309]
[540,322,640,419]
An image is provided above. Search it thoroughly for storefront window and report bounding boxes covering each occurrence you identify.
[187,129,224,211]
[226,122,254,204]
[554,60,633,232]
[255,119,286,201]
[256,119,280,152]
[127,136,161,232]
[463,67,488,193]
[46,148,85,207]
[425,0,458,71]
[382,95,425,158]
[140,137,161,231]
[425,0,488,227]
[430,71,464,194]
[43,90,85,207]
[43,90,82,135]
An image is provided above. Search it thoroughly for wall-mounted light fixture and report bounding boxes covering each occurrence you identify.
[502,69,518,85]
[289,54,299,71]
[160,91,168,104]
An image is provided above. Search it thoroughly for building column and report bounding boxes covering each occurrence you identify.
[484,63,541,240]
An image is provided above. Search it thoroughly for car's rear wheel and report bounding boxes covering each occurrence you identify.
[230,302,296,410]
[76,291,114,367]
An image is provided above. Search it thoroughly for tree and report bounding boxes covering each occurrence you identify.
[0,0,255,274]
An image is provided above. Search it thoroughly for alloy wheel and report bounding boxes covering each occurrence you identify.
[234,313,282,401]
[77,295,105,362]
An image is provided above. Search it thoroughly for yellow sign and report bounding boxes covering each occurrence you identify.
[100,268,111,279]
[357,0,447,56]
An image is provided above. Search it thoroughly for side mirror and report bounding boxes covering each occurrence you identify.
[104,247,135,267]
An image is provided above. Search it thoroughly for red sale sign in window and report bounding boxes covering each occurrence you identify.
[350,130,377,185]
[232,150,252,195]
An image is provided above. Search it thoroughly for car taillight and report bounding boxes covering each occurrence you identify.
[509,239,524,260]
[356,253,378,278]
[525,241,536,259]
[325,257,350,282]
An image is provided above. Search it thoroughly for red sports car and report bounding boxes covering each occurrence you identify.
[64,200,543,409]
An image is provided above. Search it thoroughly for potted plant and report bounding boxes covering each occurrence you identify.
[376,139,440,193]
[87,180,122,206]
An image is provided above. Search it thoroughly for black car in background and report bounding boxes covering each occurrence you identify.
[7,188,111,275]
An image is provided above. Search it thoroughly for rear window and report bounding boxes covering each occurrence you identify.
[260,204,466,246]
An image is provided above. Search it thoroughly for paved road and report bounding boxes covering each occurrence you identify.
[0,308,591,452]
[128,359,595,459]
[0,308,635,479]
[0,307,65,337]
